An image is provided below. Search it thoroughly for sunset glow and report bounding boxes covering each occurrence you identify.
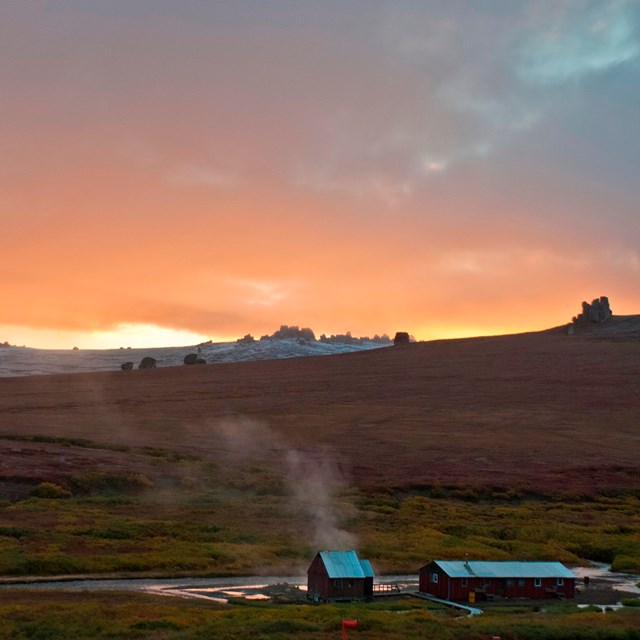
[0,323,215,351]
[2,2,639,349]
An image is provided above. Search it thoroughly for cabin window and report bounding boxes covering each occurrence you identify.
[483,578,491,586]
[507,579,514,586]
[334,579,343,588]
[347,579,355,588]
[518,579,525,587]
[557,578,564,586]
[431,573,439,583]
[534,578,542,587]
[461,578,468,587]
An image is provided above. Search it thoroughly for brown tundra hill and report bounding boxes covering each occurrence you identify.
[1,319,639,497]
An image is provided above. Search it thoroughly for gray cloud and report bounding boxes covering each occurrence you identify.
[516,1,640,85]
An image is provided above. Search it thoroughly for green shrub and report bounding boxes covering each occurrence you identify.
[567,542,615,564]
[255,619,320,634]
[69,473,153,495]
[130,620,181,630]
[31,483,71,499]
[612,554,640,572]
[622,598,640,607]
[16,555,83,575]
[78,523,155,540]
[0,526,30,538]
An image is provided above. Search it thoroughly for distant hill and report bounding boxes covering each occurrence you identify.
[0,335,390,378]
[0,322,638,497]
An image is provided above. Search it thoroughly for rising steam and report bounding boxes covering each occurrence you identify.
[211,416,357,550]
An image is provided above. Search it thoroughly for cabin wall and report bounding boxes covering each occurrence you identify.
[307,554,369,601]
[419,564,576,601]
[325,577,366,600]
[419,563,449,599]
[307,554,330,599]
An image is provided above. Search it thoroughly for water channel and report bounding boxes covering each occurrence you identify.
[0,564,638,605]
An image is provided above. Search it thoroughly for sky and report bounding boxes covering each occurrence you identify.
[1,0,639,349]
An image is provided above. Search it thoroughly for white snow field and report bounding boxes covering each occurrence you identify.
[0,338,391,377]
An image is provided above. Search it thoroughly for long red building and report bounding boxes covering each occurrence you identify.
[419,560,576,601]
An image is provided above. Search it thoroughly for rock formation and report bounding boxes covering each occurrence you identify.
[393,331,410,346]
[184,353,206,365]
[138,356,157,369]
[120,361,134,371]
[572,296,612,324]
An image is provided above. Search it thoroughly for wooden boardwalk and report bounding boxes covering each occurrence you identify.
[410,592,483,616]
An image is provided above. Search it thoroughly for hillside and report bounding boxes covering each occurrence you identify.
[568,314,640,341]
[0,336,388,377]
[1,321,639,496]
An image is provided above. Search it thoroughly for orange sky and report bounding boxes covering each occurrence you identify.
[1,2,639,349]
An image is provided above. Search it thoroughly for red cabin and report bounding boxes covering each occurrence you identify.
[307,550,375,602]
[419,560,576,601]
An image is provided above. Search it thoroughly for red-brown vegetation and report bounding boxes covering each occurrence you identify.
[0,329,638,496]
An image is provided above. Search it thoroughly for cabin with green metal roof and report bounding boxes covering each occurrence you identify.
[307,550,375,602]
[419,560,576,601]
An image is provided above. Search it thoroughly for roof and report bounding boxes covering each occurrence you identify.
[318,550,375,579]
[430,561,575,579]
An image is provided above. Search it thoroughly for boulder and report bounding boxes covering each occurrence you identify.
[183,353,199,365]
[393,331,411,347]
[120,361,134,371]
[138,356,157,369]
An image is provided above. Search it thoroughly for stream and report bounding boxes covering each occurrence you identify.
[571,563,640,596]
[0,565,637,604]
[0,574,416,603]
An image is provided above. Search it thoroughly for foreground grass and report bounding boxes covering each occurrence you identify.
[1,590,640,640]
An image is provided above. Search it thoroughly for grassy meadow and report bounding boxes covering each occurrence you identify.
[1,589,640,640]
[1,441,639,577]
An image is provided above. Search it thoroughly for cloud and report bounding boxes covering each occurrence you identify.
[0,1,639,345]
[229,279,293,307]
[517,1,640,85]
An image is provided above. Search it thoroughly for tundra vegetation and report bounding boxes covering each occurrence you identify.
[0,330,639,637]
[1,450,640,639]
[0,439,639,576]
[1,589,640,639]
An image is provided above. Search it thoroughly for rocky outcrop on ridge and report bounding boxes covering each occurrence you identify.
[564,297,640,341]
[572,296,612,324]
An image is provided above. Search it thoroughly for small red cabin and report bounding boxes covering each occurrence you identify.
[307,550,375,602]
[419,560,576,601]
